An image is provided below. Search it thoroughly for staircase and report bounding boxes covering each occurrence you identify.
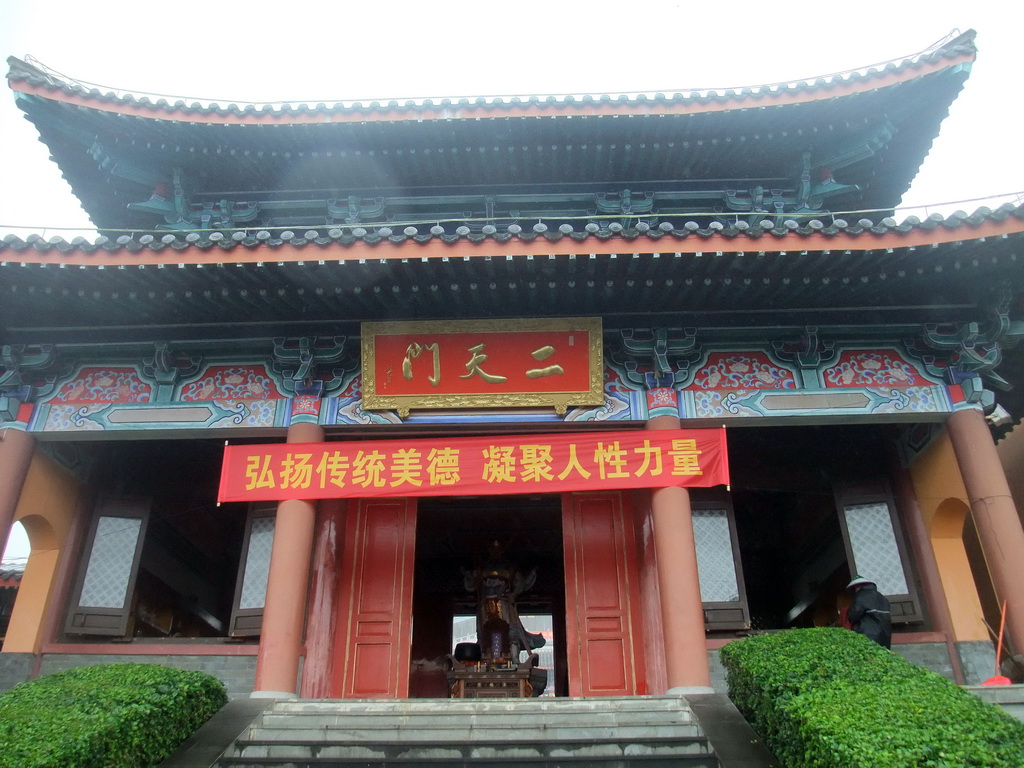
[215,696,719,767]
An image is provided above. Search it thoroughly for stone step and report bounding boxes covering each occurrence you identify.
[244,723,705,742]
[219,759,717,768]
[269,697,692,717]
[220,735,714,764]
[215,697,718,767]
[257,708,694,730]
[965,684,1024,724]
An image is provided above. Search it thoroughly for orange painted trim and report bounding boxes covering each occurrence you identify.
[41,642,259,655]
[9,53,972,127]
[4,216,1022,268]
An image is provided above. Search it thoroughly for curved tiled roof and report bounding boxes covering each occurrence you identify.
[3,196,1023,428]
[6,31,976,123]
[2,203,1021,265]
[7,32,976,234]
[2,203,1022,339]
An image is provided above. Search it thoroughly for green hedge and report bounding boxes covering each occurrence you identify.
[720,628,1024,767]
[0,663,227,768]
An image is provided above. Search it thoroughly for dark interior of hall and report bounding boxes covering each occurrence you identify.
[725,423,913,633]
[64,423,921,647]
[80,439,248,639]
[411,495,567,698]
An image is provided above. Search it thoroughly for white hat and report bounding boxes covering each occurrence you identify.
[847,576,875,589]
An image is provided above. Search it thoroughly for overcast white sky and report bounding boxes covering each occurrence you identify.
[2,1,1023,562]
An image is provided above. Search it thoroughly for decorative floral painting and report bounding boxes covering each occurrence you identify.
[52,369,152,403]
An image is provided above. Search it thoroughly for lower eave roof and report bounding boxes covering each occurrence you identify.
[4,203,1021,264]
[2,205,1022,337]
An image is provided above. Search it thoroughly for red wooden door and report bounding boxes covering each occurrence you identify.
[333,497,416,698]
[562,491,645,696]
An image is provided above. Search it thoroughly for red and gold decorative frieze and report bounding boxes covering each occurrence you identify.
[689,353,796,390]
[180,366,280,400]
[361,318,603,416]
[823,350,927,387]
[51,368,152,403]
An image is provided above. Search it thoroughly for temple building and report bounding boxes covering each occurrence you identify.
[3,30,1024,702]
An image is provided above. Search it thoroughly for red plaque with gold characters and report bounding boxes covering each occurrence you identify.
[361,318,603,416]
[218,428,729,503]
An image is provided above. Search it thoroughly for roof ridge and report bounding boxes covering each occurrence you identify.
[6,30,977,114]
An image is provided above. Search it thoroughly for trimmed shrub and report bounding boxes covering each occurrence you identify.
[0,662,227,768]
[720,628,1024,767]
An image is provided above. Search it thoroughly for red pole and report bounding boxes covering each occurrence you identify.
[995,600,1008,675]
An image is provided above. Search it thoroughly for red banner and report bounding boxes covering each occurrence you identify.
[218,429,729,503]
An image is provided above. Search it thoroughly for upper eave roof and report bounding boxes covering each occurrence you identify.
[6,31,977,124]
[5,32,977,233]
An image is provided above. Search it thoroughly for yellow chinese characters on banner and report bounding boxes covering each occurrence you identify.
[219,430,728,502]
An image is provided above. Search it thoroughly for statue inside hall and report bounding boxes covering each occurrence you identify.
[465,541,547,662]
[447,541,547,698]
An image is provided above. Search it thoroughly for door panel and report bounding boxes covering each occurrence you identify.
[333,497,416,698]
[562,491,644,696]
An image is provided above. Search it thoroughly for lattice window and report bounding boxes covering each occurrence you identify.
[239,516,275,610]
[229,503,277,636]
[690,492,750,631]
[836,482,922,624]
[693,508,740,602]
[79,516,142,608]
[843,501,909,595]
[65,497,149,637]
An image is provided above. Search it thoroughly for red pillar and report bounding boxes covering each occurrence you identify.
[0,428,35,555]
[946,408,1024,658]
[253,421,323,698]
[299,498,346,699]
[647,415,713,692]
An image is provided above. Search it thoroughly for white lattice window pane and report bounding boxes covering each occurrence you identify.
[239,517,275,610]
[692,509,740,602]
[843,502,909,594]
[80,516,142,608]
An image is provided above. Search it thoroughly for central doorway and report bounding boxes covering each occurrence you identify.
[409,495,567,698]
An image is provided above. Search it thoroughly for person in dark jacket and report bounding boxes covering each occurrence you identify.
[846,576,892,648]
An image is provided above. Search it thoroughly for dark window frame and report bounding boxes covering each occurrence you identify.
[64,496,150,637]
[227,502,277,637]
[691,489,751,632]
[835,481,924,625]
